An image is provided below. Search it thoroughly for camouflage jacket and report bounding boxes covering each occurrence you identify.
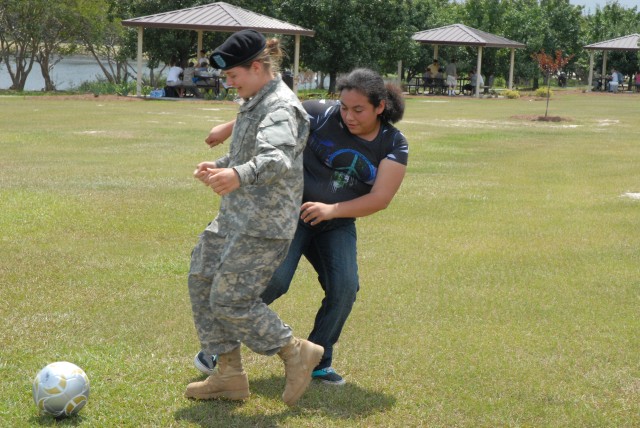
[213,75,309,239]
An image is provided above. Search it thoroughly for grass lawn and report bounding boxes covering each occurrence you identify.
[1,90,638,427]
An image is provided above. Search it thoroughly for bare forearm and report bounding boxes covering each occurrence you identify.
[301,161,406,225]
[205,120,235,147]
[332,192,392,219]
[300,192,395,226]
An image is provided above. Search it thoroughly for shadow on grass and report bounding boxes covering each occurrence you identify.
[174,374,395,427]
[29,414,85,426]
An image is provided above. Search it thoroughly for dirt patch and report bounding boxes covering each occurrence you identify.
[510,115,572,122]
[622,192,640,200]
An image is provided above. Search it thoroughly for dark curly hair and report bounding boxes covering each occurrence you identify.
[336,68,405,124]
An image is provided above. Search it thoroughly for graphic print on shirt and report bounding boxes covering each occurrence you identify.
[329,148,377,191]
[309,135,377,194]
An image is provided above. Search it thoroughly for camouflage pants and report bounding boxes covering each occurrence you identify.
[188,220,293,356]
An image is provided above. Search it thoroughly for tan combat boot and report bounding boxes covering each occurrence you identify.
[278,337,324,406]
[184,346,249,400]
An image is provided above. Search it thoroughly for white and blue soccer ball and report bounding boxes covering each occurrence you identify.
[33,361,90,417]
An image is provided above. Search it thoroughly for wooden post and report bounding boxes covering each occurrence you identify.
[136,27,143,97]
[475,46,483,98]
[293,35,300,94]
[508,48,515,90]
[587,51,594,92]
[197,30,203,61]
[602,50,607,85]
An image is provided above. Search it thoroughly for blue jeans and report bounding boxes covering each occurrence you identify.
[261,218,359,370]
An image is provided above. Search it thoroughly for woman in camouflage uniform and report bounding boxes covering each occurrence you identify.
[185,29,323,407]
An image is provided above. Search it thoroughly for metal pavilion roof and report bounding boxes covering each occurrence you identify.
[121,2,314,37]
[412,24,524,49]
[584,34,640,51]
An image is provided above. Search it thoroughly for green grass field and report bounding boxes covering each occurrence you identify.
[1,90,638,427]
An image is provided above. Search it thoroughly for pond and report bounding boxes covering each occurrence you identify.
[0,55,159,91]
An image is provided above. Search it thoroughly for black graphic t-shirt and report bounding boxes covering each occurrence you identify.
[302,100,409,205]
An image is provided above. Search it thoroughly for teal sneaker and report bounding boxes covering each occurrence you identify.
[193,351,217,375]
[312,367,345,385]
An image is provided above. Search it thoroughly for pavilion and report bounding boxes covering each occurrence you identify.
[584,34,640,91]
[412,24,525,98]
[121,2,314,96]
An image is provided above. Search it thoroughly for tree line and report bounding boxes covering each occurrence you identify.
[1,0,639,92]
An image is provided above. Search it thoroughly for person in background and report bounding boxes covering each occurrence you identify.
[194,68,409,386]
[470,69,484,95]
[463,69,484,95]
[634,70,640,93]
[617,69,625,91]
[486,73,495,92]
[593,70,602,91]
[262,68,408,385]
[608,68,620,92]
[166,58,184,97]
[445,58,457,96]
[422,65,432,94]
[197,49,209,69]
[427,59,439,79]
[182,61,197,94]
[558,71,567,88]
[185,29,321,407]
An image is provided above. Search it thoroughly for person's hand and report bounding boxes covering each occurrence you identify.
[194,162,217,183]
[300,201,337,225]
[205,122,233,148]
[205,168,240,196]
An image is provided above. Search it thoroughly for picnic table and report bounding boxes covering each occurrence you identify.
[168,76,221,98]
[457,77,470,95]
[406,76,471,96]
[191,71,221,97]
[406,76,447,95]
[593,76,629,92]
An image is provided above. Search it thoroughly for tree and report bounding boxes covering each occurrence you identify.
[531,49,573,117]
[1,0,126,90]
[364,0,416,76]
[72,0,133,85]
[0,0,41,90]
[405,0,460,81]
[35,0,83,91]
[279,0,416,93]
[279,0,367,92]
[461,0,507,78]
[499,0,544,88]
[538,0,583,85]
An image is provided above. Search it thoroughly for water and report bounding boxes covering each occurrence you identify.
[0,55,159,91]
[0,54,328,91]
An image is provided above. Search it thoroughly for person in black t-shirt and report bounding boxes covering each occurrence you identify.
[262,69,408,385]
[196,68,408,386]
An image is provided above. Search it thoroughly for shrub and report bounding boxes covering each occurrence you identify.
[116,81,136,97]
[504,90,520,99]
[494,76,506,87]
[535,87,553,98]
[78,79,117,95]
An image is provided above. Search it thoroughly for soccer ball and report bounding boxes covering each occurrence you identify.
[33,361,90,417]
